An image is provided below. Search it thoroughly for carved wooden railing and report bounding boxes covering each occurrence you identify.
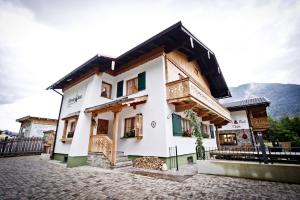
[166,78,231,120]
[251,117,270,129]
[89,135,113,163]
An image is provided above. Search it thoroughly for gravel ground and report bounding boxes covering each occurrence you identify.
[0,156,299,200]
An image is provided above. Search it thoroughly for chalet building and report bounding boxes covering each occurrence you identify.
[218,97,270,149]
[48,22,231,168]
[16,116,57,138]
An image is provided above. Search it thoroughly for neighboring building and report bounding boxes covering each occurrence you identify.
[218,97,270,149]
[48,22,231,168]
[16,116,57,138]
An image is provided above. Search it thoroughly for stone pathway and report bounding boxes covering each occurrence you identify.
[0,156,299,199]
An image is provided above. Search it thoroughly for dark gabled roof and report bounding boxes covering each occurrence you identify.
[47,55,114,90]
[223,97,270,110]
[47,21,231,99]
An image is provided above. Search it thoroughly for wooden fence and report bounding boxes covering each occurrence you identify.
[0,137,44,157]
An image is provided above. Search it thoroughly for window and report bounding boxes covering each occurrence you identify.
[209,125,215,139]
[201,123,210,138]
[67,121,77,138]
[124,117,136,138]
[219,133,237,145]
[116,80,124,97]
[172,114,192,137]
[182,118,192,137]
[126,78,138,95]
[101,81,112,99]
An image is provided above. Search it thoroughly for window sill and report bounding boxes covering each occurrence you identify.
[173,135,195,138]
[120,137,136,139]
[60,138,73,144]
[120,136,143,140]
[100,96,112,100]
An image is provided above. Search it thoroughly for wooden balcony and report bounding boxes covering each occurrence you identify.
[166,78,231,125]
[251,117,270,131]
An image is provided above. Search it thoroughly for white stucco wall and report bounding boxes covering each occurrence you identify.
[29,123,56,137]
[219,110,250,131]
[55,56,170,157]
[54,77,90,154]
[116,57,168,157]
[21,124,31,137]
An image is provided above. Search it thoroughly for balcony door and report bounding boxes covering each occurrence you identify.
[97,119,109,135]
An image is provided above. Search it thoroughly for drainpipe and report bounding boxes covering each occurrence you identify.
[50,89,64,159]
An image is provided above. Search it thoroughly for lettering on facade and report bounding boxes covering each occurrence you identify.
[68,93,82,107]
[232,119,246,129]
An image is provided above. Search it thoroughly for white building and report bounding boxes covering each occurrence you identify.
[16,116,57,138]
[48,22,231,168]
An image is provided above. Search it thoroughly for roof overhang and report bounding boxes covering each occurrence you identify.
[85,95,148,114]
[16,116,57,123]
[47,21,231,99]
[61,111,80,120]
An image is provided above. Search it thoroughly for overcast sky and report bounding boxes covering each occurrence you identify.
[1,0,300,131]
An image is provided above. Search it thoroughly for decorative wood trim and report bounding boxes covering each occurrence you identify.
[89,115,94,152]
[61,115,79,121]
[62,120,68,139]
[163,53,168,83]
[111,111,120,165]
[166,56,212,97]
[175,102,197,112]
[109,48,164,76]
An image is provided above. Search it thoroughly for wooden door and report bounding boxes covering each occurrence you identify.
[97,119,109,135]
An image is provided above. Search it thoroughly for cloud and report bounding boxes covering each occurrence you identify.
[0,0,300,130]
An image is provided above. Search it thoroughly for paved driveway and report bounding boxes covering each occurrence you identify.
[0,156,299,200]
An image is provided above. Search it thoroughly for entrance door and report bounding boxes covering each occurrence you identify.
[97,119,109,135]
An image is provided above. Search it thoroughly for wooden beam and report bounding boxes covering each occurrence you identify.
[88,115,94,152]
[202,114,218,121]
[111,111,120,166]
[62,120,68,139]
[175,102,197,112]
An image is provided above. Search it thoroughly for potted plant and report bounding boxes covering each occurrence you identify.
[124,130,135,138]
[183,129,192,137]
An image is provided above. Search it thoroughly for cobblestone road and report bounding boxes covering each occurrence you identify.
[0,156,299,200]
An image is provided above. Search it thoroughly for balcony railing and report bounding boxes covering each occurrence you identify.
[251,117,270,129]
[166,78,231,121]
[89,135,113,163]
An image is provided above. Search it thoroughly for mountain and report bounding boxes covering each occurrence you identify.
[220,83,300,118]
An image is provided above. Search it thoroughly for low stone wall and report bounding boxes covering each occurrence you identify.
[197,160,300,184]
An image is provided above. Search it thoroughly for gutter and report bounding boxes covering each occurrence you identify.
[50,89,63,159]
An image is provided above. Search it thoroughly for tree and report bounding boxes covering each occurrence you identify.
[267,116,300,146]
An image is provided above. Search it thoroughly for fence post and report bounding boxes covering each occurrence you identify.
[175,145,178,171]
[257,133,268,164]
[1,137,8,155]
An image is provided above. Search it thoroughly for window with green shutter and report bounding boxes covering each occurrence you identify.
[138,72,146,91]
[117,80,124,97]
[172,113,182,136]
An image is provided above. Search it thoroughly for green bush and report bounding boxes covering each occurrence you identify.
[267,116,300,146]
